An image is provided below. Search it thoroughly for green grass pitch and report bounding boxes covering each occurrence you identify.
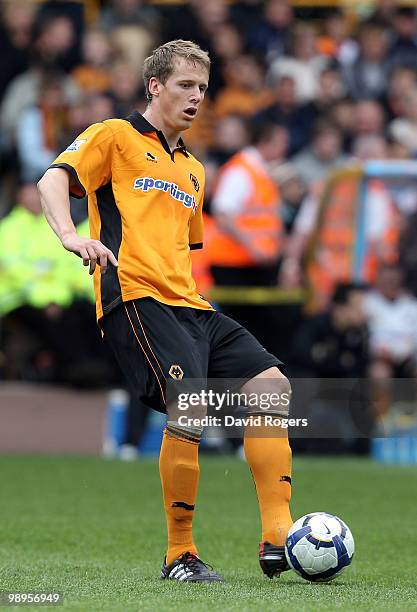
[0,455,416,611]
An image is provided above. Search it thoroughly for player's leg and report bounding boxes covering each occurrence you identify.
[107,299,222,581]
[160,404,222,581]
[242,367,293,578]
[123,300,202,565]
[206,312,293,578]
[159,407,202,565]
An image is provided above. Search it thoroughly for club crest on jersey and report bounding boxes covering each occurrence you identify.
[133,177,198,212]
[65,139,87,152]
[169,364,184,380]
[145,151,158,162]
[190,173,200,192]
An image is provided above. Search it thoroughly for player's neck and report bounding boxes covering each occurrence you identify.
[143,107,181,151]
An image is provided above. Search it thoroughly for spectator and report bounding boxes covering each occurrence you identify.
[0,183,109,383]
[211,121,287,285]
[0,12,81,149]
[383,66,417,121]
[328,97,356,152]
[110,24,154,77]
[0,1,36,100]
[369,0,397,28]
[162,0,228,44]
[352,100,385,138]
[349,135,399,272]
[60,98,91,150]
[268,22,327,103]
[313,67,347,118]
[387,133,412,160]
[230,0,264,40]
[98,0,160,32]
[0,183,91,315]
[388,87,417,155]
[317,8,358,65]
[108,60,145,118]
[291,282,371,453]
[343,21,389,100]
[30,13,79,73]
[208,114,250,166]
[71,28,114,95]
[87,93,115,124]
[214,55,273,119]
[351,133,389,160]
[188,1,234,94]
[255,75,316,155]
[387,6,417,73]
[161,0,230,96]
[246,0,293,61]
[292,282,368,377]
[16,76,68,182]
[280,133,398,308]
[210,22,244,64]
[292,120,348,186]
[210,121,288,355]
[365,264,417,415]
[270,163,307,234]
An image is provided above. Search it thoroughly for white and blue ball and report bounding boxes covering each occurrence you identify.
[285,512,354,582]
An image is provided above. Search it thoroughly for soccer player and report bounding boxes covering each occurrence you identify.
[38,40,293,583]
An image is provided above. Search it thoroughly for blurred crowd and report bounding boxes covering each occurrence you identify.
[1,0,417,421]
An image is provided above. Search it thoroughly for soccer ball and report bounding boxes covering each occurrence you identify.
[285,512,355,582]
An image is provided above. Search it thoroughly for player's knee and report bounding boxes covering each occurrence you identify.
[243,368,291,416]
[267,375,291,416]
[167,401,206,440]
[274,373,292,409]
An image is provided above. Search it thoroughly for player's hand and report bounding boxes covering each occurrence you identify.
[61,232,118,275]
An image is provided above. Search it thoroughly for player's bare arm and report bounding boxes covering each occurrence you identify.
[37,168,118,275]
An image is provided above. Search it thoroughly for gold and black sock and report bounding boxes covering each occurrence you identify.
[244,417,293,546]
[159,426,201,565]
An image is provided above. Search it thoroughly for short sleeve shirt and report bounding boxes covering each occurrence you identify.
[50,111,212,320]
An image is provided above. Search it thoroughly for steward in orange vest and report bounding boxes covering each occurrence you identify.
[209,122,290,360]
[210,122,288,285]
[307,176,399,311]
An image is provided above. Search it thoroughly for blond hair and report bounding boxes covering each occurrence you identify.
[143,39,210,102]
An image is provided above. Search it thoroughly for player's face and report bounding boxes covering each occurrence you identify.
[157,58,209,132]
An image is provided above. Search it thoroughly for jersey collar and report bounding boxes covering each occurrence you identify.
[126,110,189,158]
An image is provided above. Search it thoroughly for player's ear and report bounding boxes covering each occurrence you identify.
[148,76,162,98]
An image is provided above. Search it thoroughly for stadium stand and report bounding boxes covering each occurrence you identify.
[2,0,417,455]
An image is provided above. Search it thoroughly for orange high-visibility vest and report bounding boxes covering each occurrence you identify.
[211,150,282,267]
[307,177,399,312]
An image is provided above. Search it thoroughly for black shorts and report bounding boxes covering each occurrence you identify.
[102,298,282,413]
